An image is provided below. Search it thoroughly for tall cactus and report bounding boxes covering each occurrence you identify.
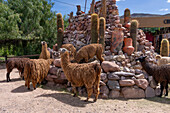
[100,0,106,19]
[91,13,99,43]
[57,13,64,49]
[99,17,105,49]
[160,39,169,56]
[57,13,64,30]
[124,8,131,23]
[57,28,64,50]
[130,20,139,52]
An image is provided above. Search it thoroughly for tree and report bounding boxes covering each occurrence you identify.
[7,0,58,54]
[0,2,21,41]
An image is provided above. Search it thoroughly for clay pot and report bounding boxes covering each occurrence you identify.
[123,38,134,56]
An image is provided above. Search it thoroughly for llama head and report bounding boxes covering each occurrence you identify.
[136,56,147,63]
[41,41,48,49]
[59,48,71,56]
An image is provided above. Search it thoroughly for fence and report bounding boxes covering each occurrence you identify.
[0,54,39,63]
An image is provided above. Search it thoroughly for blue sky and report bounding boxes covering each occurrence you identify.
[51,0,170,16]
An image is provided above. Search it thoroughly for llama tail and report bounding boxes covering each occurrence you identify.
[94,63,101,76]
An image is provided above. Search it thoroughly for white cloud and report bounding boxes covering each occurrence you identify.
[167,0,170,3]
[116,0,125,1]
[159,8,169,11]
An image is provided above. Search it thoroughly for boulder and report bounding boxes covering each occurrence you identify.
[134,79,148,89]
[109,90,120,99]
[122,87,145,98]
[54,59,61,67]
[107,80,120,91]
[119,79,135,86]
[145,87,155,98]
[108,73,120,80]
[101,61,120,72]
[113,72,135,77]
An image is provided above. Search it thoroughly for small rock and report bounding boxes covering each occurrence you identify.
[134,79,148,89]
[54,59,61,67]
[100,86,109,95]
[134,74,144,79]
[101,61,120,72]
[109,90,120,99]
[145,87,155,98]
[113,72,135,77]
[122,87,145,98]
[119,79,135,86]
[107,80,120,91]
[100,73,108,83]
[108,73,120,80]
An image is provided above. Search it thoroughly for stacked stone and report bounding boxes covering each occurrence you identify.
[47,0,160,99]
[63,14,92,50]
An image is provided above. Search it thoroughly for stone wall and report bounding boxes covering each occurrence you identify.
[47,0,160,99]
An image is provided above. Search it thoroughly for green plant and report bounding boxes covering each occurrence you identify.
[130,20,139,52]
[99,17,105,49]
[57,28,64,50]
[160,39,169,56]
[57,13,64,30]
[91,13,99,43]
[124,8,131,23]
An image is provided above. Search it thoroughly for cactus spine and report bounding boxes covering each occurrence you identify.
[91,13,99,43]
[57,13,64,30]
[130,20,139,52]
[160,39,169,56]
[57,28,64,50]
[100,0,106,19]
[124,8,131,23]
[57,13,64,49]
[99,17,105,49]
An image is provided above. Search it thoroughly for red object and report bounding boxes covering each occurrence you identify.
[123,38,134,56]
[145,32,154,42]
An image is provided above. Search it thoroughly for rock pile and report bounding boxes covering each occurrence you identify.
[47,0,160,99]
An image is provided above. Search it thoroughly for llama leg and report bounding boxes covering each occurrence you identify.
[93,87,100,102]
[159,82,164,97]
[6,72,10,82]
[85,58,89,63]
[72,86,78,97]
[165,82,168,96]
[96,54,104,64]
[27,79,30,90]
[85,87,93,102]
[32,81,36,90]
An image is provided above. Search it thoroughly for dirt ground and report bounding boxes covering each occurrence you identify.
[0,64,170,113]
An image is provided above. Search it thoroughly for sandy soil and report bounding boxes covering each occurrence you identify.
[0,64,170,113]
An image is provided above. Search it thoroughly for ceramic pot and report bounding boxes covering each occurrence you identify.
[123,38,134,55]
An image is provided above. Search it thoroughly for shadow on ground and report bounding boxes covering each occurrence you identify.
[145,96,170,105]
[36,92,93,107]
[0,78,22,83]
[11,85,33,93]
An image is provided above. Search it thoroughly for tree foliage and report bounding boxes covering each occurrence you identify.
[0,0,69,56]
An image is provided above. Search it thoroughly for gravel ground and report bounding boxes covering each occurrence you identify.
[0,64,170,113]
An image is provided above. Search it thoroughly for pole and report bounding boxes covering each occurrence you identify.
[84,0,87,13]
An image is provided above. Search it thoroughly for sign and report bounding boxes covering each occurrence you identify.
[164,19,170,24]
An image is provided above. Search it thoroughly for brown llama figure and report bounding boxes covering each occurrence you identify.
[6,58,30,82]
[137,56,170,97]
[39,41,50,59]
[75,44,104,63]
[24,59,54,90]
[61,44,76,61]
[60,48,101,102]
